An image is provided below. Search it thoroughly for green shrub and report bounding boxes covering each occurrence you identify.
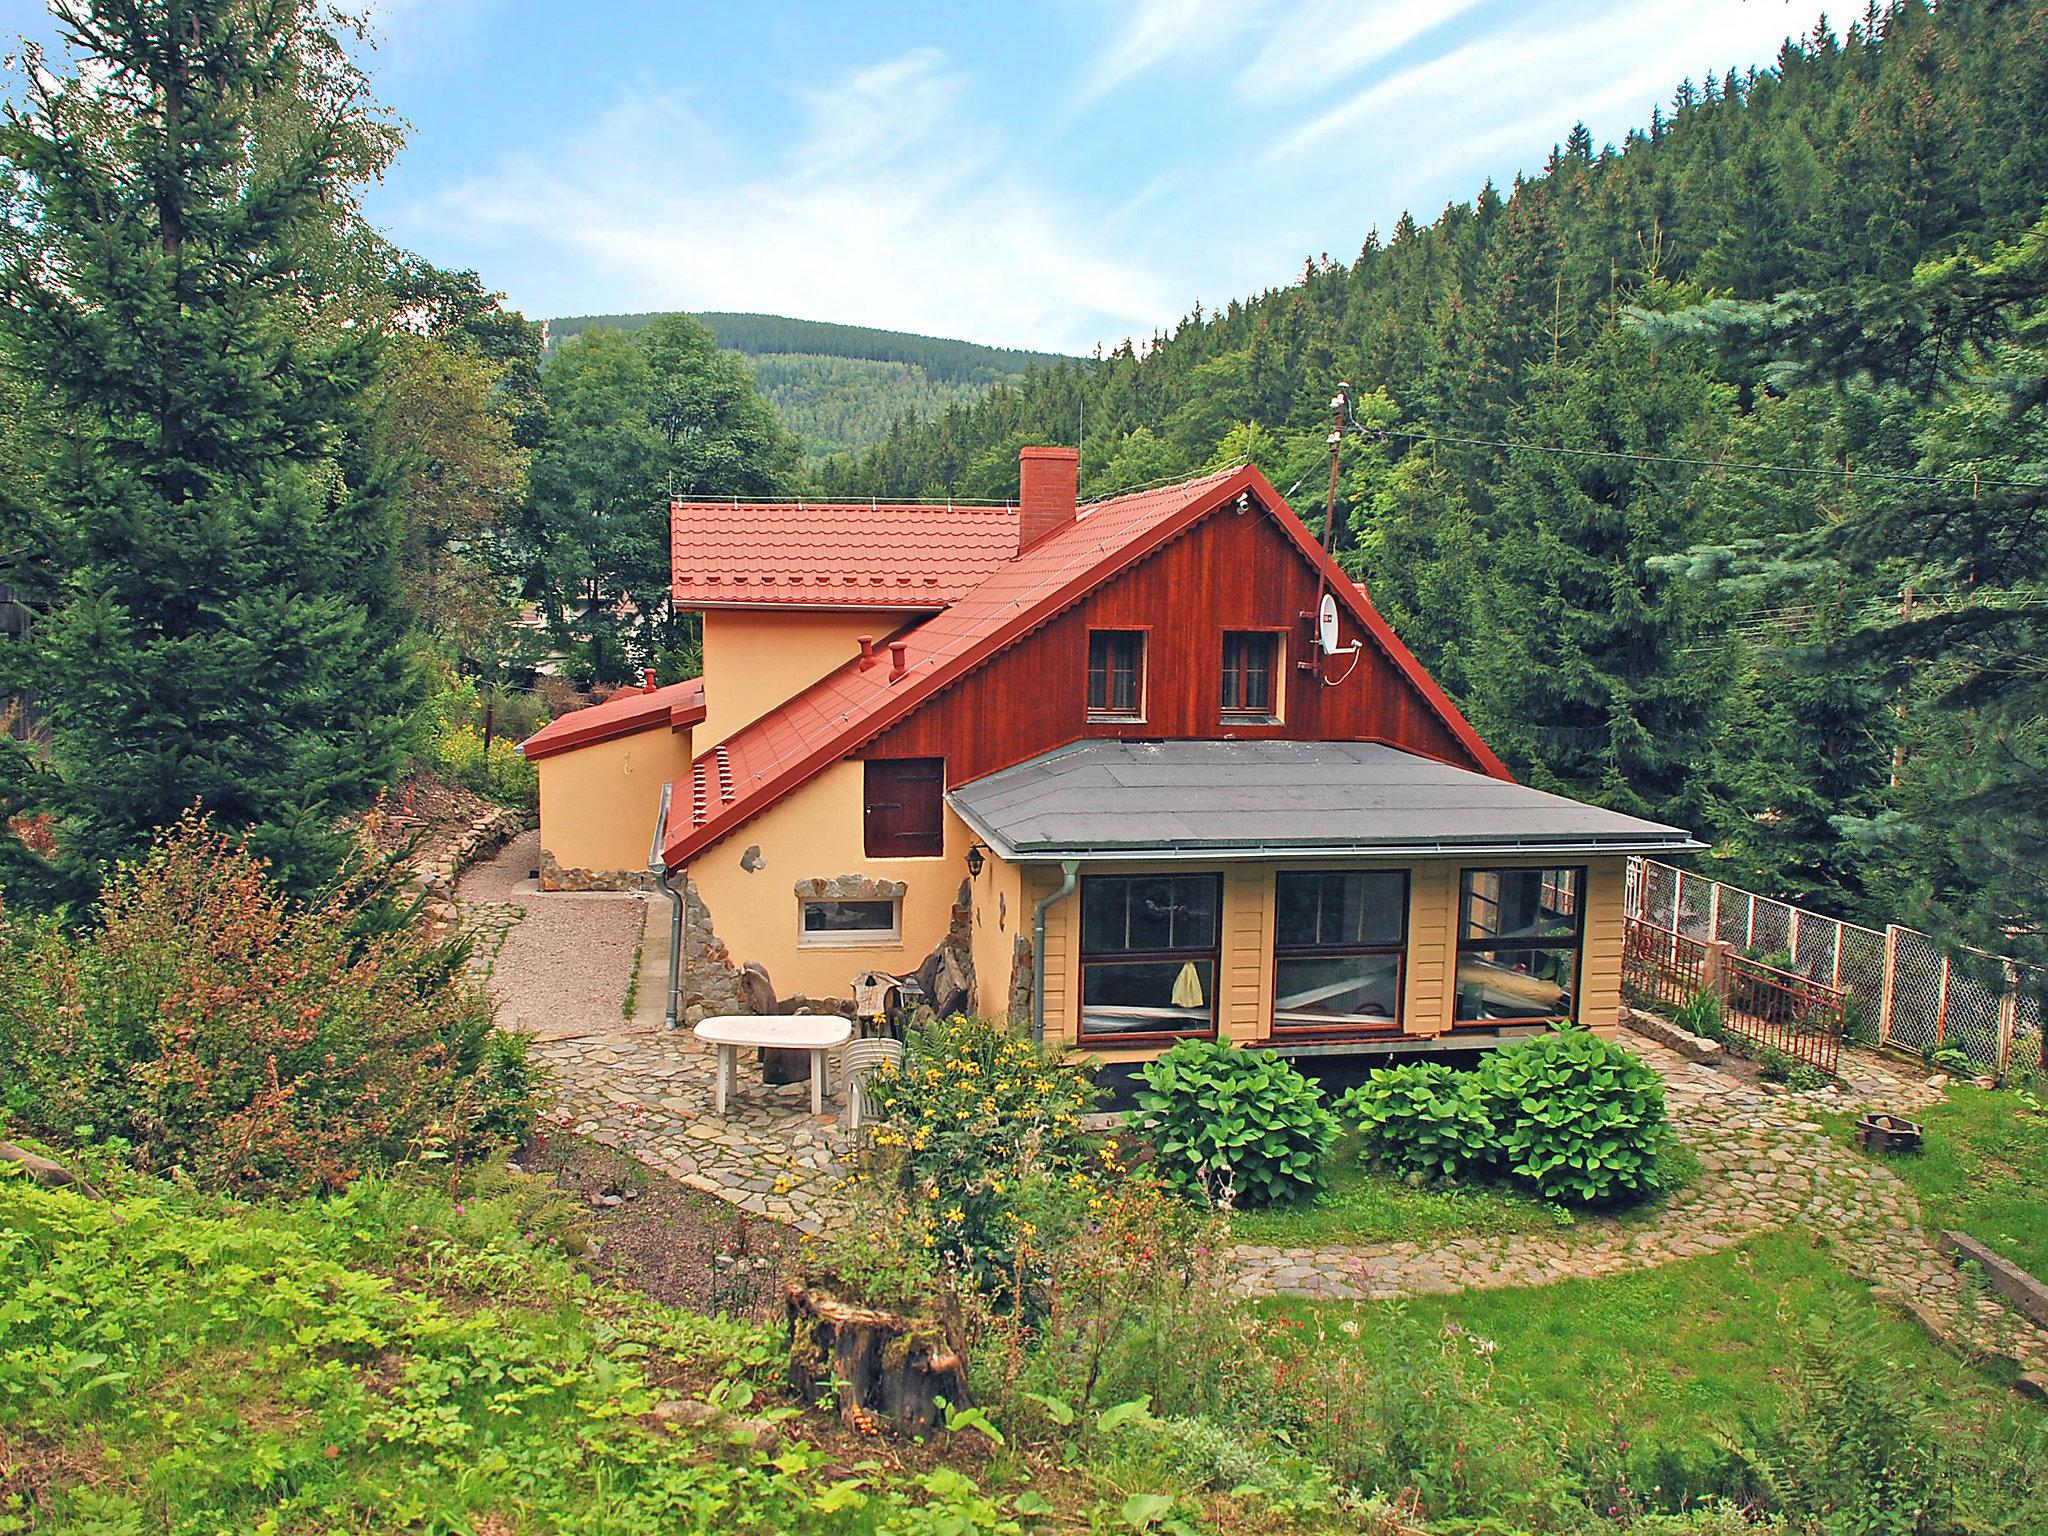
[1336,1062,1495,1180]
[1756,1046,1796,1082]
[1476,1028,1669,1205]
[1132,1041,1335,1207]
[0,812,536,1195]
[1672,988,1727,1041]
[1787,1063,1829,1093]
[414,663,540,810]
[1928,1045,1977,1076]
[849,1014,1099,1297]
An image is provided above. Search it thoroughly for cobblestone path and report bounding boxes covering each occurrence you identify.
[458,834,848,1230]
[460,836,2046,1364]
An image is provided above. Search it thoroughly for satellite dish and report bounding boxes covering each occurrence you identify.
[1317,592,1341,654]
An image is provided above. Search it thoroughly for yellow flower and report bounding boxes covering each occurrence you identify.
[943,1206,965,1223]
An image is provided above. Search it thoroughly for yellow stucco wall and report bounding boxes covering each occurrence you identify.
[1029,854,1630,1063]
[685,758,974,1002]
[697,609,921,747]
[968,846,1026,1023]
[535,723,693,879]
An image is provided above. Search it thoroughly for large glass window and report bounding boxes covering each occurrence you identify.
[1273,870,1408,1031]
[1455,867,1584,1023]
[1079,873,1221,1040]
[1086,630,1145,720]
[1221,631,1279,719]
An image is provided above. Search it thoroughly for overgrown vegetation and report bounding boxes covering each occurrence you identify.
[0,815,533,1195]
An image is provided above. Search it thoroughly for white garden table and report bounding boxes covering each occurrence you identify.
[693,1014,853,1117]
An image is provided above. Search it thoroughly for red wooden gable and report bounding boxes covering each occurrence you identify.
[866,503,1485,780]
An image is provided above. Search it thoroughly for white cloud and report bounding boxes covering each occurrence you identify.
[1261,0,1819,172]
[411,50,1169,354]
[1235,0,1480,104]
[1075,0,1271,104]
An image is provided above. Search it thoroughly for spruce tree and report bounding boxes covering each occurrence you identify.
[0,0,414,895]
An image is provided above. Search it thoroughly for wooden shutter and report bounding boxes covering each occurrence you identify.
[863,757,945,857]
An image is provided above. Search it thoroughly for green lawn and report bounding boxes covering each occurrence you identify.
[1257,1224,2032,1492]
[1226,1149,1565,1246]
[1827,1084,2048,1276]
[1226,1140,1697,1248]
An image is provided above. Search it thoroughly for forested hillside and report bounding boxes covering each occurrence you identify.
[822,0,2048,988]
[545,311,1069,457]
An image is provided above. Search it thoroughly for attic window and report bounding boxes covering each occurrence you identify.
[1086,630,1145,721]
[1221,631,1279,720]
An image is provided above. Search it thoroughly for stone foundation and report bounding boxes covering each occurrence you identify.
[539,849,657,893]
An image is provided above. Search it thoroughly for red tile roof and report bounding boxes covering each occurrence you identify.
[670,499,1020,609]
[519,676,706,763]
[659,465,1508,867]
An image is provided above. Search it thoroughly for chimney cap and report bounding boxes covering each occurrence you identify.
[642,667,658,692]
[1019,444,1080,460]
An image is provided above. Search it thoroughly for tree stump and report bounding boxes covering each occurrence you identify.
[785,1284,968,1437]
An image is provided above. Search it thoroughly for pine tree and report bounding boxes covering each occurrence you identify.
[0,0,414,895]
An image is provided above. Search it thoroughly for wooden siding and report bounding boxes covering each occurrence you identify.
[866,507,1481,784]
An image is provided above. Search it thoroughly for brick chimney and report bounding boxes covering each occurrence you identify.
[1017,446,1080,553]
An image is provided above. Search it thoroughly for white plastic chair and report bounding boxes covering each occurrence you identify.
[839,1036,906,1130]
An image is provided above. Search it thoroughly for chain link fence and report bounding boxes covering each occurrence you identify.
[1626,859,2043,1078]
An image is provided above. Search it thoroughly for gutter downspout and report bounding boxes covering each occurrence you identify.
[648,783,686,1031]
[1030,859,1080,1046]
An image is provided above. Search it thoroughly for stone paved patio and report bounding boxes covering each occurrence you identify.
[459,835,2047,1367]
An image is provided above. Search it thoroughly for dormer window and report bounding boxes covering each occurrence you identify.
[1086,630,1146,721]
[1221,631,1279,721]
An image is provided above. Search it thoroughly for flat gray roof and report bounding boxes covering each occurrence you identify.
[947,740,1701,862]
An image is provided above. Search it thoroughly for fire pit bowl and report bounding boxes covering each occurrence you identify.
[1856,1112,1923,1155]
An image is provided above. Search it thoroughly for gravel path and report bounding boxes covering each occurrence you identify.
[458,829,649,1043]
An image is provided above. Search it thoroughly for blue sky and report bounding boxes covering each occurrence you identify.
[5,1,1831,354]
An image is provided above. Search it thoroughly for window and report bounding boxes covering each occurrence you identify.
[1086,630,1146,720]
[1078,873,1221,1040]
[1273,870,1408,1032]
[864,757,944,857]
[799,899,901,946]
[1455,867,1584,1023]
[1221,631,1279,719]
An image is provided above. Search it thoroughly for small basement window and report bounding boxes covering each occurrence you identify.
[798,898,901,947]
[1221,631,1280,720]
[1086,629,1146,721]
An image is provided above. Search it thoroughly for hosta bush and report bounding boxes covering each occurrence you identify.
[0,812,536,1195]
[1337,1062,1495,1180]
[1476,1027,1668,1204]
[1133,1040,1335,1207]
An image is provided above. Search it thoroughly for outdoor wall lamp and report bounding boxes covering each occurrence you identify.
[964,844,987,877]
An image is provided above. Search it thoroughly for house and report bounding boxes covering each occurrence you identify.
[524,448,1699,1061]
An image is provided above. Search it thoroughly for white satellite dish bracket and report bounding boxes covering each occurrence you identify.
[1316,592,1361,661]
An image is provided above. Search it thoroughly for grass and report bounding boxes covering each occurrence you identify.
[1226,1150,1565,1246]
[1257,1223,2033,1488]
[0,1164,1131,1536]
[1826,1081,2048,1277]
[1226,1139,1699,1248]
